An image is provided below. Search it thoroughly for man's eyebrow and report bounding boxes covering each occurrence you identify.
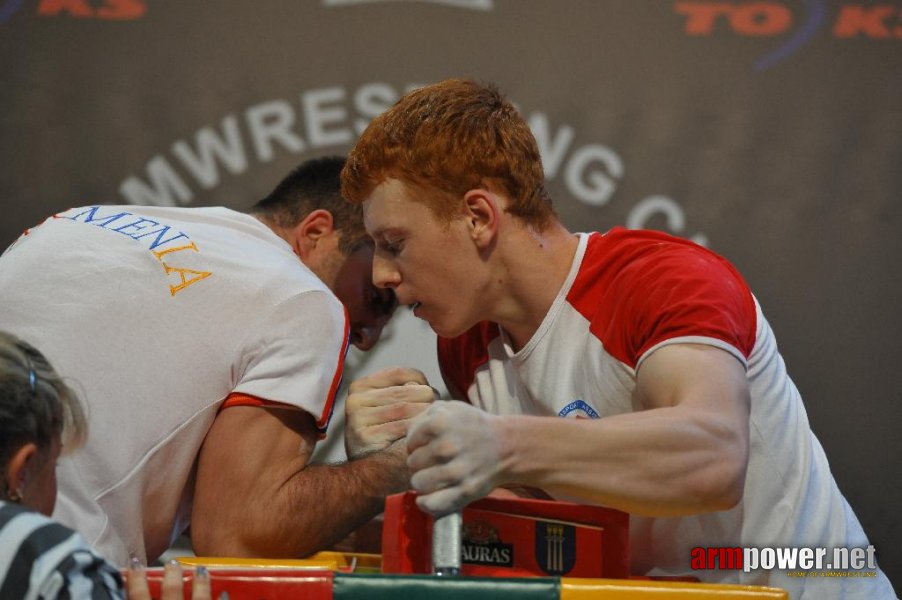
[368,226,402,240]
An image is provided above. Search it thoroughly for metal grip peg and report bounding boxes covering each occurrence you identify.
[431,511,462,576]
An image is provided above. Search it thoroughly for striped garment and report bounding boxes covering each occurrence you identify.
[0,500,123,599]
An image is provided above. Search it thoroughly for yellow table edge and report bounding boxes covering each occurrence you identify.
[561,577,788,599]
[175,555,788,598]
[176,551,382,572]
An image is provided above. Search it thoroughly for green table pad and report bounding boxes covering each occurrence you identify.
[334,573,560,600]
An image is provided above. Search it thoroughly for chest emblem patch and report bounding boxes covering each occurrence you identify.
[558,400,599,419]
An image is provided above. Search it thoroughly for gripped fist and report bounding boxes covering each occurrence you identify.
[407,400,507,517]
[345,367,436,459]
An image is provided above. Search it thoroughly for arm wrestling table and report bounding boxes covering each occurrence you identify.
[136,493,788,599]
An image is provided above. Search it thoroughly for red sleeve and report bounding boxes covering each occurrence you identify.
[568,229,757,370]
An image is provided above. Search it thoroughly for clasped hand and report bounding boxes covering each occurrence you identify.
[406,401,507,517]
[345,367,436,459]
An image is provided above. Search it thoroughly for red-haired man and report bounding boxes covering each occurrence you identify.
[341,80,895,599]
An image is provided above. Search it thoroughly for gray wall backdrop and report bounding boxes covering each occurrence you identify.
[1,0,899,587]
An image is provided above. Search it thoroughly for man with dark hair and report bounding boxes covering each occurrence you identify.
[251,157,396,350]
[342,81,896,599]
[253,156,372,257]
[0,156,432,565]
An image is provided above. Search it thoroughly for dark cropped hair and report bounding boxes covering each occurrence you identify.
[0,331,87,472]
[251,156,370,255]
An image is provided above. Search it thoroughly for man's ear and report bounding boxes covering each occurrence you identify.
[463,189,500,249]
[290,209,336,260]
[5,442,37,501]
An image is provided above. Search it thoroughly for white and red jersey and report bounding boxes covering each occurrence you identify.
[0,206,349,566]
[438,229,893,598]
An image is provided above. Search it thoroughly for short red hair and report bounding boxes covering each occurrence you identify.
[342,79,556,226]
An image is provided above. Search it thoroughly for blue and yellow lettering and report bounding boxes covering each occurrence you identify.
[60,206,211,294]
[132,225,189,250]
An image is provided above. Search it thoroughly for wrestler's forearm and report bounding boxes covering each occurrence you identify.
[496,344,750,516]
[277,448,411,555]
[198,447,410,558]
[500,407,747,517]
[191,403,412,559]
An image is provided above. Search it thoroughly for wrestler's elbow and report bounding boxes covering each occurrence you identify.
[692,441,748,512]
[190,514,254,557]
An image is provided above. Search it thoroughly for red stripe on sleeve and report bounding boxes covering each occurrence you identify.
[220,393,297,411]
[315,306,351,435]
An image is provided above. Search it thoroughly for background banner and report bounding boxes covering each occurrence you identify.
[1,0,899,584]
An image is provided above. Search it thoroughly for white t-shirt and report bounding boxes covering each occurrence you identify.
[0,205,349,565]
[438,229,895,599]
